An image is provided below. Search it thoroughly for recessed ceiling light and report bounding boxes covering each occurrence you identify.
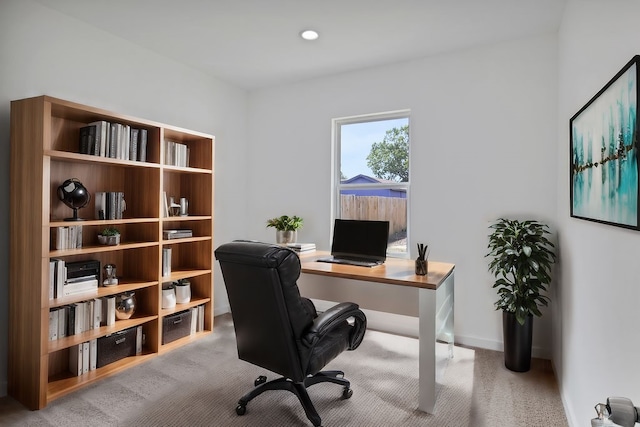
[300,30,319,41]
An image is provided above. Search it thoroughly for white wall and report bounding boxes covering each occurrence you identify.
[0,0,247,396]
[245,35,559,355]
[557,1,640,425]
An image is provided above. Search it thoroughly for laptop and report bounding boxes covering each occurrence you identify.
[317,219,390,267]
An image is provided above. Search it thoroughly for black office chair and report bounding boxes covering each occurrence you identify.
[214,240,367,427]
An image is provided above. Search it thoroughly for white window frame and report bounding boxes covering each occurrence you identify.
[331,110,411,258]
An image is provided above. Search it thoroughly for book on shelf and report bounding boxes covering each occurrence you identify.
[130,128,138,161]
[162,248,172,277]
[77,120,147,162]
[49,261,55,300]
[190,307,198,335]
[164,140,190,167]
[88,120,108,157]
[58,306,68,339]
[108,123,117,158]
[138,129,148,162]
[52,226,83,250]
[82,341,90,374]
[93,298,102,329]
[136,325,143,355]
[75,302,85,335]
[286,243,316,252]
[50,258,66,299]
[103,296,116,326]
[67,304,77,336]
[95,191,125,220]
[69,344,83,376]
[123,124,131,161]
[197,304,204,332]
[48,309,58,341]
[79,125,96,155]
[162,192,169,218]
[89,339,97,371]
[163,229,193,240]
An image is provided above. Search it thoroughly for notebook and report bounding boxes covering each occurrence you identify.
[317,219,390,267]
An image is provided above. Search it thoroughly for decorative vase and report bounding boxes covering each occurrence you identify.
[415,258,427,275]
[502,311,533,372]
[175,279,191,304]
[115,291,136,320]
[162,285,176,309]
[276,230,297,244]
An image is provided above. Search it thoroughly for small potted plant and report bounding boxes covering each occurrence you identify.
[266,215,303,244]
[486,218,556,372]
[98,227,121,246]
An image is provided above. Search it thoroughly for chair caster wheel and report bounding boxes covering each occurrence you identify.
[236,404,247,415]
[342,387,353,399]
[254,375,267,386]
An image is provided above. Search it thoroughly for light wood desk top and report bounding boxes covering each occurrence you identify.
[298,251,455,290]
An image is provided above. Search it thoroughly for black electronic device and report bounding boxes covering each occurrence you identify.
[317,219,389,267]
[65,259,100,281]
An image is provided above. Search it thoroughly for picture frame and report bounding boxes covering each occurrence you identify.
[570,55,640,230]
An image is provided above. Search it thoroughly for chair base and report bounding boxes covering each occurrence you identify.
[235,370,352,427]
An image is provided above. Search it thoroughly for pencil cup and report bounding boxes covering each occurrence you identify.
[415,259,428,276]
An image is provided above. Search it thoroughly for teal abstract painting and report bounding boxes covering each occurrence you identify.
[571,56,639,229]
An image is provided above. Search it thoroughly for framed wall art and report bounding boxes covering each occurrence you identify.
[570,55,640,230]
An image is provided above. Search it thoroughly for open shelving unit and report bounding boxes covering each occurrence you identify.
[8,95,215,409]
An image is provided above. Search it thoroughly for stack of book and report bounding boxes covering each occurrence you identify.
[286,243,316,253]
[164,140,189,167]
[94,192,126,220]
[48,296,117,342]
[79,121,147,162]
[52,225,83,250]
[163,229,193,240]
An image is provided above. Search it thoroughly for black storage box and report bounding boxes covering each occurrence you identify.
[162,309,192,344]
[97,326,138,368]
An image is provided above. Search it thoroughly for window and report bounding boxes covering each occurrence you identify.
[332,111,410,256]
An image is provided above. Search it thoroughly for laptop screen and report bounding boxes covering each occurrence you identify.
[330,219,390,262]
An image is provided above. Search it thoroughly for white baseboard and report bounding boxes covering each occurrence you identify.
[454,334,550,360]
[312,299,550,360]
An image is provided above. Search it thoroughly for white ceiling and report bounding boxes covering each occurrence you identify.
[33,0,567,90]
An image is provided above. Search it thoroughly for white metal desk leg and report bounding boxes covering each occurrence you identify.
[417,271,455,414]
[418,287,437,413]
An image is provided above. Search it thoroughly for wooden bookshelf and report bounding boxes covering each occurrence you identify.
[8,95,215,409]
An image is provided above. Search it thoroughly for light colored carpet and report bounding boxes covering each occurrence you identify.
[0,314,567,426]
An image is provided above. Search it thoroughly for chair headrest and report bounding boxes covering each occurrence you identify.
[215,240,299,270]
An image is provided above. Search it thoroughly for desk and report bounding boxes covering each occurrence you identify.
[297,252,455,414]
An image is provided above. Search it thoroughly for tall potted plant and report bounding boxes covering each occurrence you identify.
[266,215,303,244]
[486,218,556,372]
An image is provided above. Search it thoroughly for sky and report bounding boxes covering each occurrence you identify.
[340,117,408,179]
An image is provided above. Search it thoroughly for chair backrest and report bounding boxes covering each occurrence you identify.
[215,241,316,381]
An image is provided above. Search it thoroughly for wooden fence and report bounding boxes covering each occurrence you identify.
[340,195,407,236]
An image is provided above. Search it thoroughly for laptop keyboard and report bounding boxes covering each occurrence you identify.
[317,257,380,267]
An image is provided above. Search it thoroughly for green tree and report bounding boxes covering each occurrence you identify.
[366,125,409,182]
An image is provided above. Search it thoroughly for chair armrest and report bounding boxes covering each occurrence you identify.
[303,302,367,350]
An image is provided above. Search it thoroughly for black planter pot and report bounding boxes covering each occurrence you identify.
[502,311,533,372]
